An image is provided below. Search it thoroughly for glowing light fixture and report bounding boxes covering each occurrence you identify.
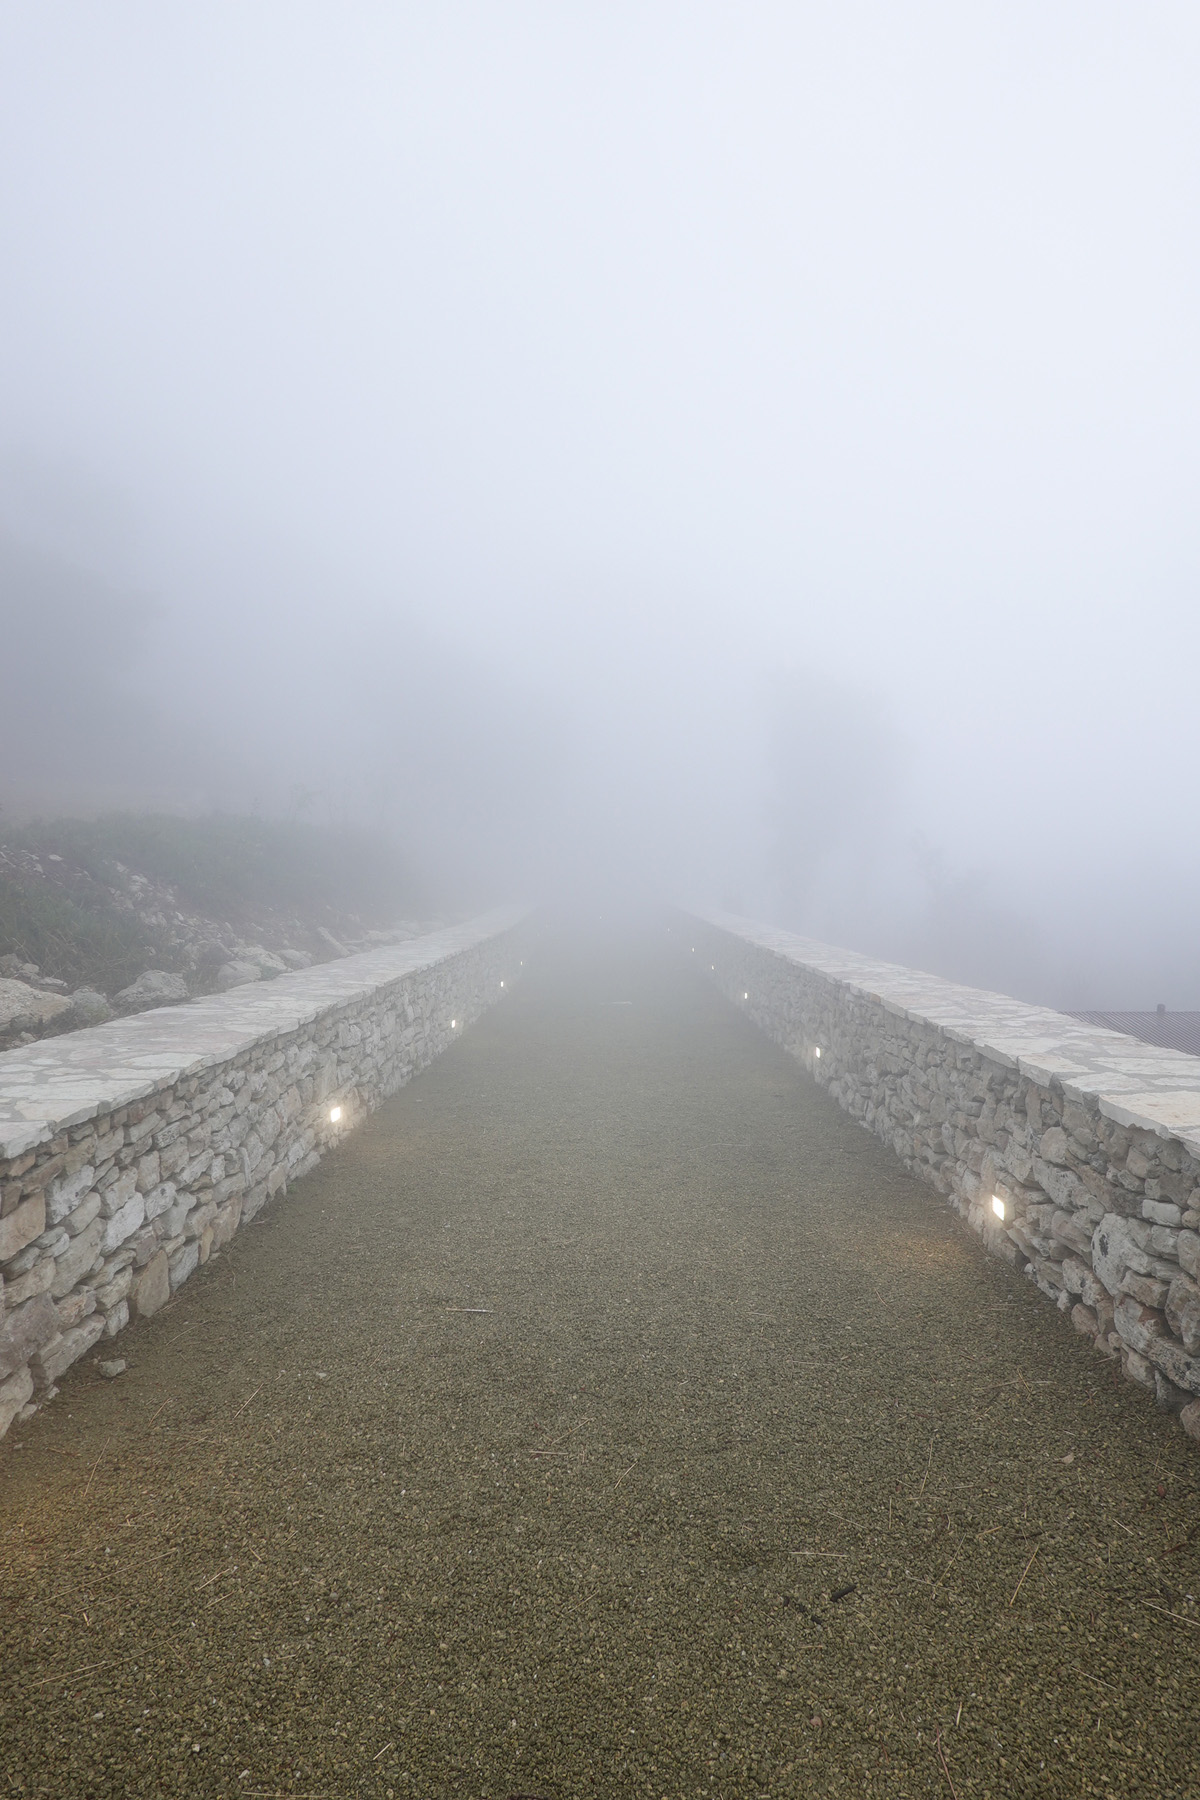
[500,980,505,988]
[329,1105,342,1123]
[451,1018,457,1028]
[743,992,748,1000]
[814,1047,822,1060]
[991,1194,1006,1221]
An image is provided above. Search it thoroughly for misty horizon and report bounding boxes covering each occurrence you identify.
[3,3,1199,1011]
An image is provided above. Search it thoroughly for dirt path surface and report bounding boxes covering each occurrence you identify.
[2,924,1198,1799]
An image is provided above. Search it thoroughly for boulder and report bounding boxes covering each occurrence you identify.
[215,960,261,991]
[242,946,288,976]
[66,988,112,1027]
[0,978,71,1033]
[0,1294,61,1380]
[114,970,189,1010]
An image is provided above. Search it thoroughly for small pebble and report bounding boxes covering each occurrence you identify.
[97,1359,127,1379]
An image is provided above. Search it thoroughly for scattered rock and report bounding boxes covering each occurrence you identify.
[243,946,289,976]
[115,970,190,1010]
[0,955,39,980]
[97,1358,127,1379]
[67,987,112,1027]
[215,960,262,991]
[317,926,348,957]
[0,978,72,1033]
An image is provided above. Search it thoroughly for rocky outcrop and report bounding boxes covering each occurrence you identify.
[113,970,190,1010]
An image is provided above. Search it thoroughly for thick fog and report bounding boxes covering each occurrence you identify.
[3,4,1199,1007]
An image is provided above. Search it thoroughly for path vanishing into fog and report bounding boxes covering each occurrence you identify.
[2,924,1198,1799]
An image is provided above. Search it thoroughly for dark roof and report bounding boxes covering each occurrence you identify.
[1067,1010,1200,1059]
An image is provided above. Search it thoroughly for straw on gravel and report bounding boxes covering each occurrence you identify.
[2,921,1199,1798]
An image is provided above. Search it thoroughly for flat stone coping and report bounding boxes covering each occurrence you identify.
[696,910,1200,1159]
[0,908,525,1160]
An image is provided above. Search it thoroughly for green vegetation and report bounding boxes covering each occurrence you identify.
[0,869,168,995]
[6,813,424,926]
[0,812,428,997]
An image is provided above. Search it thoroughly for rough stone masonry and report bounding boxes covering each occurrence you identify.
[686,910,1200,1446]
[0,910,524,1438]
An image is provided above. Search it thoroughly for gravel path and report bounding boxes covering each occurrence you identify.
[2,924,1198,1799]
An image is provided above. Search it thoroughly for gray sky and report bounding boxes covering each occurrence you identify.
[2,4,1199,1005]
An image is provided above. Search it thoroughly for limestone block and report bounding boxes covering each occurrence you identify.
[211,1198,241,1249]
[94,1267,133,1312]
[1147,1334,1200,1396]
[143,1181,177,1222]
[0,978,70,1033]
[0,1193,46,1264]
[183,1202,217,1242]
[31,1315,104,1387]
[1120,1270,1169,1309]
[99,1168,137,1217]
[56,1289,96,1328]
[1032,1158,1085,1210]
[103,1300,129,1337]
[1178,1231,1200,1281]
[127,1226,160,1266]
[1113,1295,1167,1357]
[100,1194,146,1255]
[1142,1197,1182,1228]
[1040,1127,1070,1166]
[0,1367,34,1438]
[49,1218,104,1299]
[1059,1254,1088,1294]
[1117,1342,1156,1388]
[132,1250,170,1318]
[1165,1274,1200,1355]
[1071,1303,1098,1337]
[1092,1215,1153,1296]
[45,1165,95,1226]
[215,960,260,991]
[63,1193,102,1237]
[116,970,188,1009]
[1049,1209,1093,1258]
[3,1260,55,1305]
[135,1150,161,1193]
[168,1241,199,1291]
[1180,1399,1200,1442]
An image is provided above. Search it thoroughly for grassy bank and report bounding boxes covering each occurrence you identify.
[0,812,430,1001]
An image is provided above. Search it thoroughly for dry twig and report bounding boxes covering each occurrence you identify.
[1008,1544,1039,1607]
[935,1726,960,1800]
[81,1437,111,1505]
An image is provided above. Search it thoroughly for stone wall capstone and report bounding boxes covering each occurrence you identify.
[0,910,525,1437]
[684,910,1200,1445]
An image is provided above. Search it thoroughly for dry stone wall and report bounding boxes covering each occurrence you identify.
[685,910,1200,1446]
[0,910,524,1438]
